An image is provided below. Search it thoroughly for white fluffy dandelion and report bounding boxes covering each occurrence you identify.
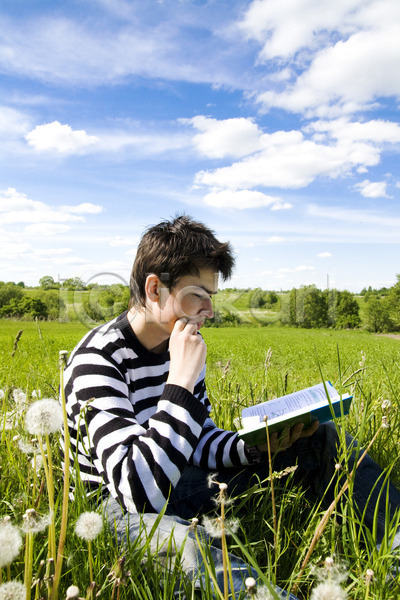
[310,581,347,600]
[0,581,26,600]
[0,521,22,568]
[21,509,51,534]
[25,398,63,436]
[75,512,103,541]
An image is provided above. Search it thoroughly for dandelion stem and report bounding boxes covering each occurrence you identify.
[24,531,34,600]
[45,434,57,561]
[264,416,277,549]
[52,351,70,600]
[193,528,225,600]
[291,424,384,594]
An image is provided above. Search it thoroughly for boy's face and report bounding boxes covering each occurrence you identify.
[158,269,218,334]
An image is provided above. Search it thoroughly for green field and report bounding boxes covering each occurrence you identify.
[1,319,400,599]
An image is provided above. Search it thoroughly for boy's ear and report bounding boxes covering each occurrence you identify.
[145,274,162,303]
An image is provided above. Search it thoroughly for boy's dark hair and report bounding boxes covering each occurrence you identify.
[130,215,235,307]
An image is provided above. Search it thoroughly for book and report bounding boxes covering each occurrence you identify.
[237,381,352,447]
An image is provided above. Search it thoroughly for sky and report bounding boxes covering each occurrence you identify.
[1,0,399,293]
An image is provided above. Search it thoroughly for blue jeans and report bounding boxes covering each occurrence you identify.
[102,423,400,598]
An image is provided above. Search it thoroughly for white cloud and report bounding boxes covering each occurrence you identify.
[267,236,285,243]
[239,0,400,118]
[25,121,99,154]
[238,0,364,60]
[61,203,103,214]
[110,235,138,247]
[195,127,380,191]
[256,23,400,117]
[308,203,400,227]
[355,179,389,198]
[0,188,102,225]
[188,116,262,159]
[24,223,71,236]
[0,105,31,136]
[307,118,400,145]
[317,252,332,258]
[203,189,288,210]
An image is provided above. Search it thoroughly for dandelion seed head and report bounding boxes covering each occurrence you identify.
[382,415,389,429]
[0,580,26,600]
[75,511,103,541]
[382,399,391,411]
[21,509,51,534]
[219,482,228,493]
[324,556,335,569]
[335,463,342,470]
[25,398,63,436]
[202,515,223,539]
[65,585,80,599]
[31,454,44,474]
[310,581,347,600]
[0,522,22,568]
[207,472,219,488]
[12,389,26,410]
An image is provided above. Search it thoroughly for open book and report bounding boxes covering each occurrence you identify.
[237,381,352,447]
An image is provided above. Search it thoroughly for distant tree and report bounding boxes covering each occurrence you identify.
[0,282,24,308]
[16,281,25,288]
[0,297,49,319]
[250,288,267,308]
[302,287,328,328]
[265,291,278,306]
[386,274,400,331]
[335,290,361,329]
[61,277,86,290]
[364,296,393,333]
[39,275,59,290]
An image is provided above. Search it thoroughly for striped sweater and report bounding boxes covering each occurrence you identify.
[63,312,251,514]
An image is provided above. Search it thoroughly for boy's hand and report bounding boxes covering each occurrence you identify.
[166,318,207,394]
[257,420,319,454]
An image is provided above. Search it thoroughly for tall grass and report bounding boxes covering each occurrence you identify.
[1,320,400,598]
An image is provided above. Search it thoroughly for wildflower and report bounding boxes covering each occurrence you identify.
[25,398,63,436]
[0,581,26,600]
[65,585,80,599]
[382,399,391,411]
[382,415,389,429]
[0,521,22,568]
[21,509,51,534]
[75,512,103,541]
[310,581,347,600]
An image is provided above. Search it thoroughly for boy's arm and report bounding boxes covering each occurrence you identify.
[65,350,209,514]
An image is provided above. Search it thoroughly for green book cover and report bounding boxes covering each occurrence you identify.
[238,382,352,447]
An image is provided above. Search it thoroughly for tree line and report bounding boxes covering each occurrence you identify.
[0,275,399,333]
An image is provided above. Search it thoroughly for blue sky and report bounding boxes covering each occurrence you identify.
[1,0,399,292]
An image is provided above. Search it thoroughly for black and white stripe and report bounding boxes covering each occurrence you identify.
[62,312,250,514]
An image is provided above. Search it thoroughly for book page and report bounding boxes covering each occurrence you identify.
[241,382,337,423]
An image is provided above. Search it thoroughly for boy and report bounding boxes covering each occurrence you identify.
[63,215,400,597]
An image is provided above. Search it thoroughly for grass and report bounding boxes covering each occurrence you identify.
[1,319,400,598]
